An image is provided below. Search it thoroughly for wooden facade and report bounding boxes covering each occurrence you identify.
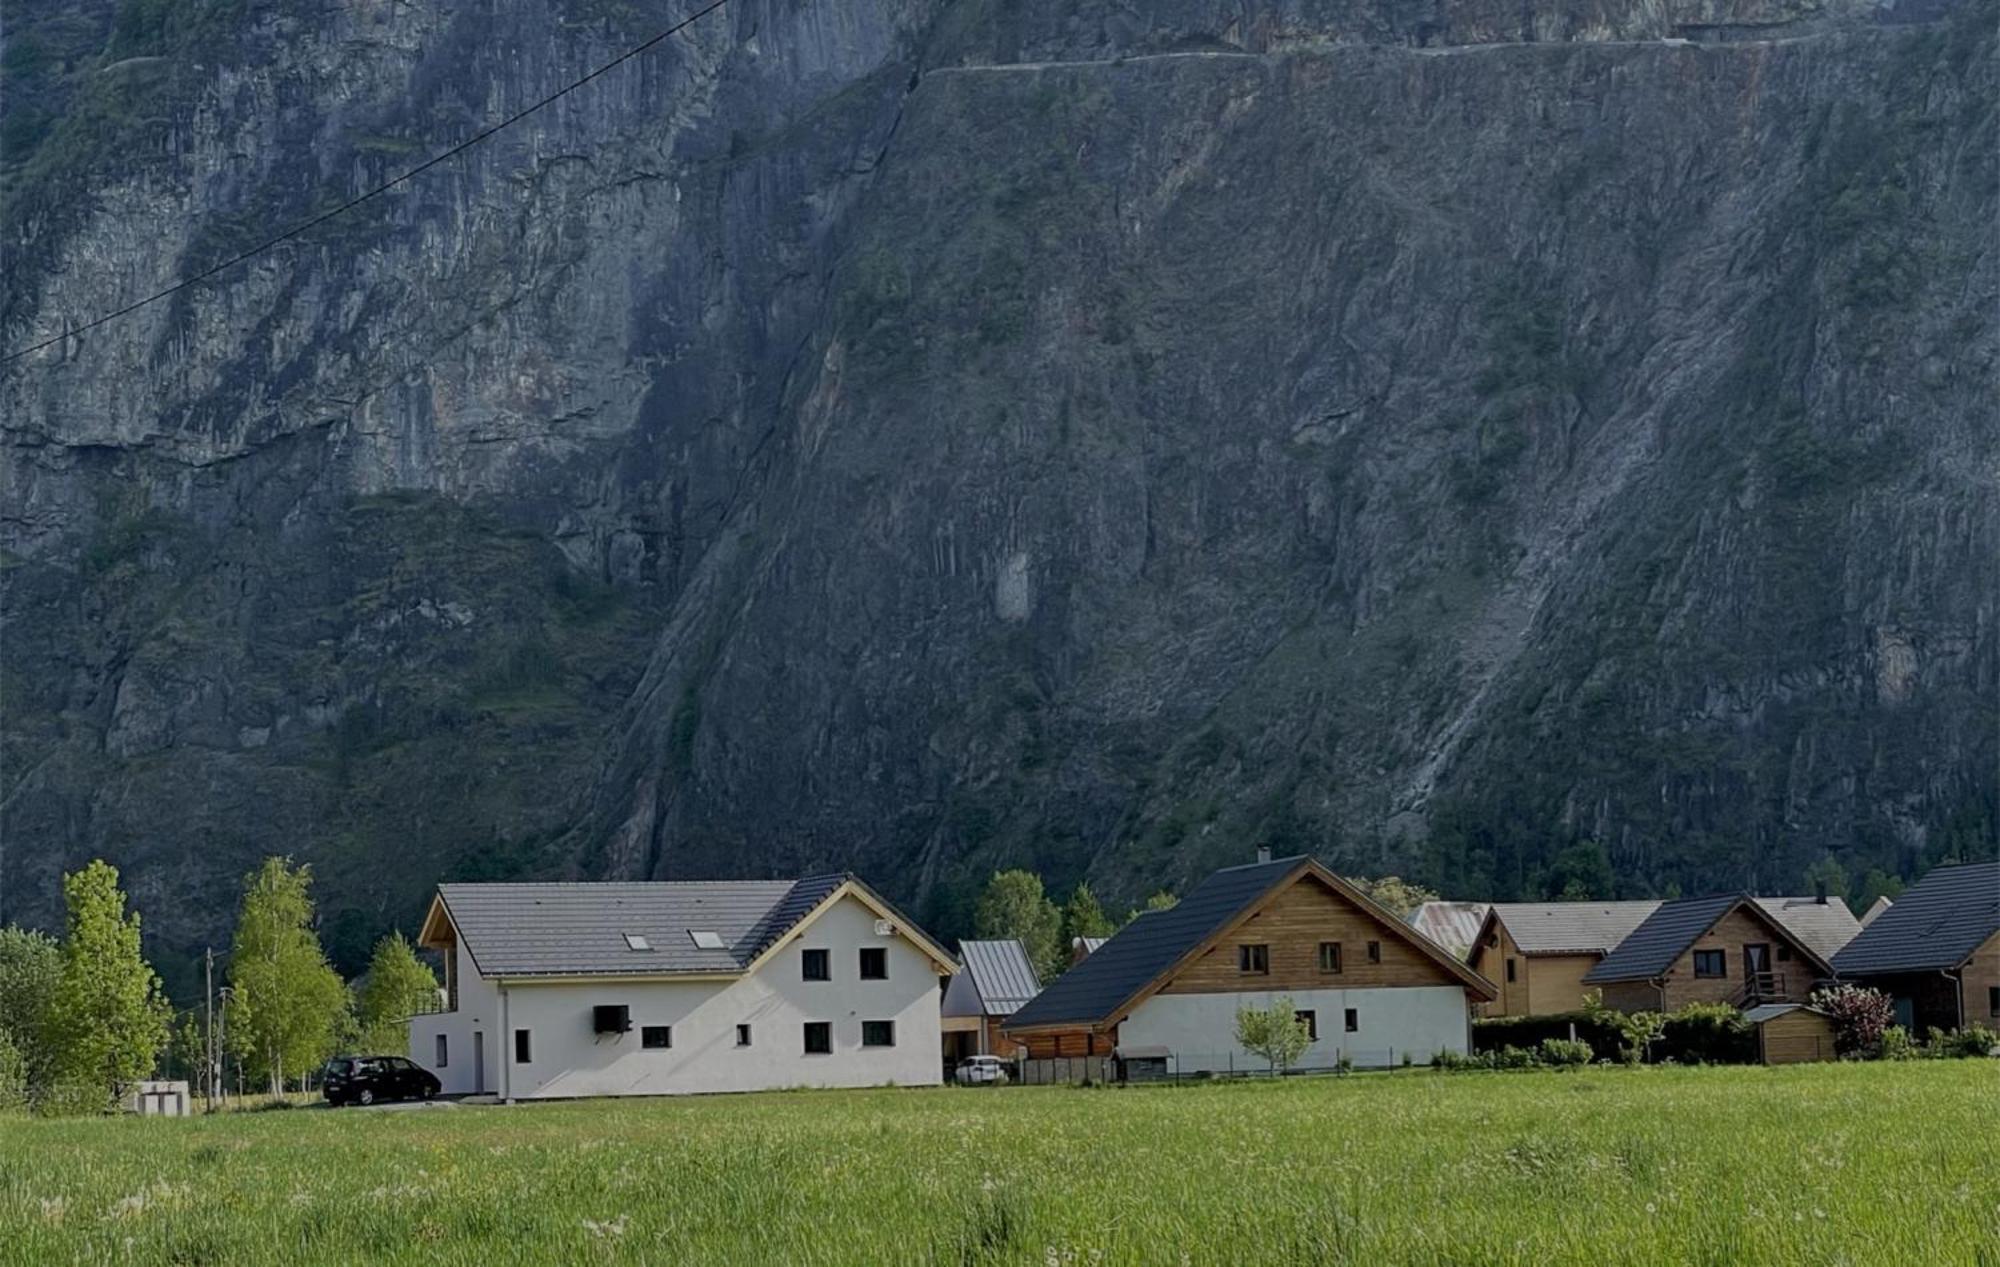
[1160,875,1470,996]
[1961,930,2000,1030]
[1659,906,1822,1009]
[1756,1009,1836,1064]
[1467,920,1605,1018]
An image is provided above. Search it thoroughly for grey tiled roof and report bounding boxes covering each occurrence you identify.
[1488,901,1664,955]
[1005,856,1308,1030]
[1832,861,2000,976]
[1752,896,1862,963]
[439,876,847,978]
[960,940,1042,1015]
[1583,895,1743,983]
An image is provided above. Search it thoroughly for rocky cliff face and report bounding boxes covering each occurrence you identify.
[2,0,1993,996]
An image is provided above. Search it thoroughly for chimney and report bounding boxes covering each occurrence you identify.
[1255,846,1272,865]
[1814,879,1828,905]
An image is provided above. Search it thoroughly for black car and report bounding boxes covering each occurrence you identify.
[322,1055,441,1106]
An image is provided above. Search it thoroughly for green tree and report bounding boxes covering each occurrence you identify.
[227,858,351,1093]
[1350,876,1439,919]
[1856,868,1904,913]
[1061,882,1114,951]
[356,933,441,1054]
[973,870,1063,982]
[1802,857,1850,908]
[0,927,60,1094]
[44,861,171,1109]
[1544,841,1615,902]
[1126,891,1178,924]
[1235,996,1312,1074]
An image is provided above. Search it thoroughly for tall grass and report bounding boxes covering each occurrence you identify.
[0,1062,1993,1265]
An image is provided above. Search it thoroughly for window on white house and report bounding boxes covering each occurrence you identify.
[642,1025,671,1049]
[862,1020,895,1047]
[859,948,887,980]
[802,948,830,981]
[1296,1010,1317,1041]
[803,1022,832,1055]
[1318,942,1342,973]
[1343,1009,1358,1033]
[736,1023,752,1047]
[1238,944,1269,975]
[514,1029,532,1063]
[435,1034,448,1068]
[1367,941,1381,963]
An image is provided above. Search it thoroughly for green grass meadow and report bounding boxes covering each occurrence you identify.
[1,1062,1995,1265]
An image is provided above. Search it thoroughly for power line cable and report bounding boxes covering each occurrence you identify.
[2,0,736,365]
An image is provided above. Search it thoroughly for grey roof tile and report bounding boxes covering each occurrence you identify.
[1005,856,1308,1030]
[439,876,848,978]
[1832,861,2000,976]
[1488,901,1664,956]
[1583,895,1743,983]
[1753,896,1862,963]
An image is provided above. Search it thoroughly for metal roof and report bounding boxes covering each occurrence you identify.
[436,874,849,978]
[1486,901,1664,956]
[959,939,1043,1015]
[1583,895,1744,983]
[1005,855,1308,1030]
[1407,902,1490,958]
[1742,1003,1824,1025]
[1832,861,2000,977]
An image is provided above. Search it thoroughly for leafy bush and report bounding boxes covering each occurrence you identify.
[1810,985,1894,1058]
[1538,1038,1593,1068]
[1925,1025,1999,1060]
[1473,1005,1637,1063]
[0,1031,26,1114]
[1879,1026,1918,1062]
[1655,1003,1755,1065]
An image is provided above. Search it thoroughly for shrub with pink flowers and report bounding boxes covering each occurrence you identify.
[1809,984,1895,1057]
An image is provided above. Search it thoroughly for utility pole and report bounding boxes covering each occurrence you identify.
[204,948,215,1110]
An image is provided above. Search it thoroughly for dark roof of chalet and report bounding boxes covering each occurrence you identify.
[959,940,1043,1015]
[1584,895,1774,984]
[1485,901,1664,956]
[1005,855,1307,1030]
[1831,861,2000,976]
[436,874,849,978]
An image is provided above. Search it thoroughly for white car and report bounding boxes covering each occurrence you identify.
[955,1056,1011,1086]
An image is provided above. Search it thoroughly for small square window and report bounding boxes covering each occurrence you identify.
[1505,958,1517,983]
[1693,949,1727,978]
[1366,941,1381,964]
[803,1022,832,1055]
[802,948,830,981]
[1295,1010,1317,1041]
[1777,943,1793,962]
[642,1025,672,1050]
[736,1023,752,1047]
[1343,1008,1358,1034]
[435,1034,449,1068]
[859,947,888,980]
[1317,942,1342,973]
[1238,944,1269,975]
[862,1020,895,1048]
[513,1029,532,1063]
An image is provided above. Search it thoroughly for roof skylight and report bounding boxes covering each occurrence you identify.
[689,930,725,950]
[623,933,652,952]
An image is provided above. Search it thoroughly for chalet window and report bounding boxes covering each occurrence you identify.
[1318,942,1342,973]
[1367,941,1381,964]
[513,1029,532,1063]
[1343,1008,1358,1033]
[642,1025,672,1050]
[862,1020,895,1048]
[859,947,888,980]
[435,1034,448,1068]
[1990,986,1999,1017]
[736,1024,753,1047]
[1505,958,1517,983]
[1238,944,1270,975]
[1296,1010,1318,1041]
[1693,950,1726,978]
[1777,944,1793,962]
[803,1022,832,1055]
[802,948,830,981]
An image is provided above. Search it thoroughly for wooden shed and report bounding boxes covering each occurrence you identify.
[1744,1003,1836,1065]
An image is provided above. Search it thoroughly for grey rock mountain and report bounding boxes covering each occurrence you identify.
[2,0,1993,997]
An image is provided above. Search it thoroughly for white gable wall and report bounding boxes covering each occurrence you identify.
[412,894,942,1097]
[1117,985,1471,1072]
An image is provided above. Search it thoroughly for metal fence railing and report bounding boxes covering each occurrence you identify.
[1012,1047,1433,1087]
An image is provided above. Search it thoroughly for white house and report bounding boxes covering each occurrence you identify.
[409,873,956,1099]
[1003,854,1497,1074]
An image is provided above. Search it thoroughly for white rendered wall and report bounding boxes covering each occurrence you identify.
[410,938,498,1095]
[1118,985,1471,1072]
[414,895,943,1098]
